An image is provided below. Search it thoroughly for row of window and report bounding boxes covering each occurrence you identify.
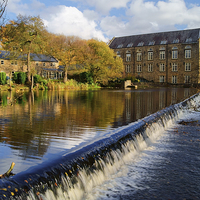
[125,63,192,73]
[125,49,191,62]
[122,46,192,62]
[159,75,190,84]
[0,60,56,67]
[117,38,192,48]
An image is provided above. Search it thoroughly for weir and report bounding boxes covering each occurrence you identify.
[0,93,200,200]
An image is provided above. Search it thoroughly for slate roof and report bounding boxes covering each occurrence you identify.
[0,50,58,62]
[109,28,200,49]
[42,67,63,72]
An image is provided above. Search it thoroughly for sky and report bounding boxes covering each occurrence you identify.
[4,0,200,42]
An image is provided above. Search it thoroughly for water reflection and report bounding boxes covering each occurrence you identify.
[0,87,198,173]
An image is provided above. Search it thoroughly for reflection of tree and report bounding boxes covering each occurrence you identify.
[0,90,125,159]
[0,88,197,160]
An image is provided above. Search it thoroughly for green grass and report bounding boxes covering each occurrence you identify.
[0,79,101,91]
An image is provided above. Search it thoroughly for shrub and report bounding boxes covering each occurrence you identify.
[0,72,6,85]
[12,72,19,83]
[79,72,94,84]
[12,72,26,84]
[34,75,43,84]
[18,72,26,84]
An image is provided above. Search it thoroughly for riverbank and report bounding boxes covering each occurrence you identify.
[0,79,101,91]
[1,80,200,92]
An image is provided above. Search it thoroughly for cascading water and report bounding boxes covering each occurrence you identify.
[0,93,200,200]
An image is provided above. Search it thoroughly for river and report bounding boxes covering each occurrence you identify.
[0,87,199,199]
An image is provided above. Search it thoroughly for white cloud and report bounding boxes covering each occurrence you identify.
[72,0,130,14]
[5,0,200,41]
[100,0,200,37]
[7,0,29,16]
[83,9,100,21]
[43,6,107,41]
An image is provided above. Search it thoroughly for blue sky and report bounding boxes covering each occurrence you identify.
[4,0,200,42]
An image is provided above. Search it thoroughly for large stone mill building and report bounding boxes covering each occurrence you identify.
[109,28,200,84]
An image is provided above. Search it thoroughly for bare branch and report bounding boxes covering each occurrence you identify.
[0,0,8,25]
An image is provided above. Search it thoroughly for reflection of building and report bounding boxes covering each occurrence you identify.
[0,51,64,79]
[121,88,196,126]
[109,28,200,84]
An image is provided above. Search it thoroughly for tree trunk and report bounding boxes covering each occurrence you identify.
[31,74,34,90]
[63,66,68,83]
[27,50,31,82]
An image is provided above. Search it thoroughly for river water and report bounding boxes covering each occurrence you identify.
[0,87,199,199]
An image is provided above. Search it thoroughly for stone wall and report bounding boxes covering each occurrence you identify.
[114,41,200,84]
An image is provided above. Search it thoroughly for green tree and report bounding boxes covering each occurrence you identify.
[86,39,124,84]
[0,72,6,85]
[1,15,48,83]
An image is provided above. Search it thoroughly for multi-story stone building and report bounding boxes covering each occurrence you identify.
[0,50,64,79]
[109,28,200,84]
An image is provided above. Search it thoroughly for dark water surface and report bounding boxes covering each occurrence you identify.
[0,87,198,175]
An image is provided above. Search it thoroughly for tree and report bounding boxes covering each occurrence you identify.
[0,0,8,25]
[47,34,90,82]
[1,15,48,83]
[86,39,124,84]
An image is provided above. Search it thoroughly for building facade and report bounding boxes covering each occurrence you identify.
[0,51,64,79]
[109,28,200,84]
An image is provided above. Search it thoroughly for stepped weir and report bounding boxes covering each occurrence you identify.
[0,93,200,200]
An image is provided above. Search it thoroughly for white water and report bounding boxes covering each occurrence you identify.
[26,94,200,200]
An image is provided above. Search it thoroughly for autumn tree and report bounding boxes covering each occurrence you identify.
[47,34,90,82]
[86,39,124,84]
[1,15,48,83]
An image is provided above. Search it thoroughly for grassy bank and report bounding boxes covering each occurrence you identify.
[0,79,101,92]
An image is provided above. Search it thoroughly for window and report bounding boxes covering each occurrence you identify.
[160,63,165,72]
[160,51,165,60]
[137,42,144,46]
[159,76,165,83]
[148,64,153,72]
[185,75,190,83]
[172,76,177,84]
[137,64,142,72]
[173,38,179,43]
[186,38,192,43]
[172,50,178,59]
[116,51,121,57]
[185,50,191,58]
[1,60,4,65]
[50,62,56,67]
[43,63,46,66]
[117,44,123,48]
[11,61,14,65]
[137,52,142,61]
[148,51,153,60]
[185,63,191,71]
[149,41,155,46]
[127,43,133,47]
[36,62,39,66]
[160,40,167,44]
[126,53,131,62]
[15,61,17,65]
[126,65,131,73]
[172,63,178,71]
